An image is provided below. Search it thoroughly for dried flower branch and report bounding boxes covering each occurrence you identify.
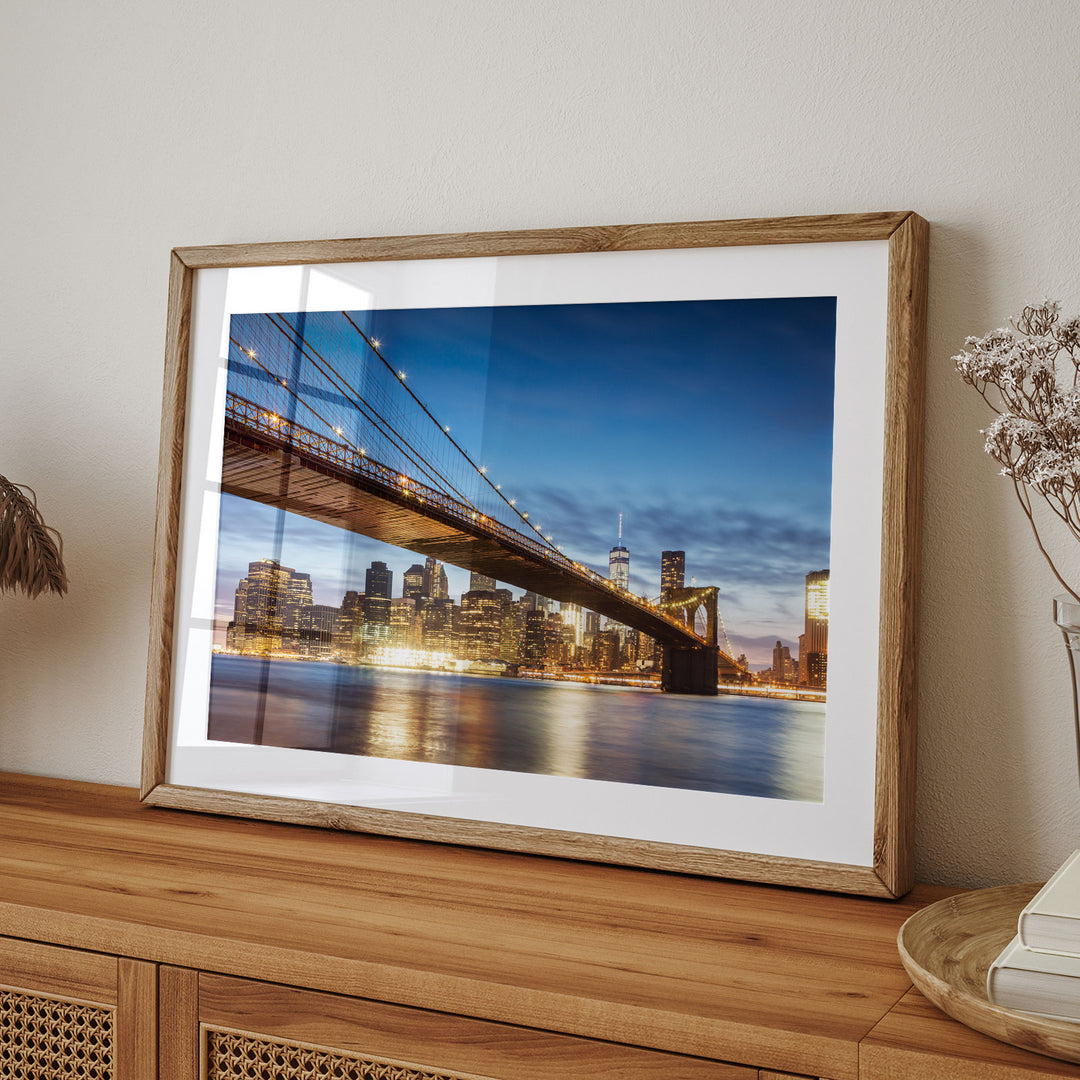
[0,475,68,598]
[955,300,1080,602]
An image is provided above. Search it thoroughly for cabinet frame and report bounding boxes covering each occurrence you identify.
[0,935,157,1080]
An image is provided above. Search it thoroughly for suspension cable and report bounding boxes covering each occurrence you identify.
[339,310,561,555]
[262,314,475,507]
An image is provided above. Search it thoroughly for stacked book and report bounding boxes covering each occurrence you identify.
[988,850,1080,1020]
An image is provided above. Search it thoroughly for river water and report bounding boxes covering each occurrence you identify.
[207,654,825,801]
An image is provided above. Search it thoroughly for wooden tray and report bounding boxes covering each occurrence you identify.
[898,882,1080,1064]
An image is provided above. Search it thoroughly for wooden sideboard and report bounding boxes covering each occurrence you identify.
[0,772,1078,1080]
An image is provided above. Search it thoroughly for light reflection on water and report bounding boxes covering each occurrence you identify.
[207,655,825,801]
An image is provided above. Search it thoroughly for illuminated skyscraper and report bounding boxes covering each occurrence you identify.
[609,513,629,591]
[239,558,291,628]
[520,610,564,667]
[420,597,454,653]
[389,597,420,649]
[803,569,829,688]
[333,590,364,660]
[559,617,579,665]
[521,610,547,666]
[807,652,828,687]
[460,589,503,659]
[560,602,584,647]
[363,561,393,643]
[772,640,792,684]
[522,591,555,614]
[804,570,829,650]
[309,604,339,659]
[365,561,392,600]
[225,576,250,653]
[402,564,427,601]
[500,599,528,662]
[425,556,449,601]
[660,550,685,600]
[592,629,620,671]
[469,570,496,592]
[226,558,312,656]
[543,612,567,665]
[282,571,313,653]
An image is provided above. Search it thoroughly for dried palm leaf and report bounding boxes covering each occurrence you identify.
[0,475,68,598]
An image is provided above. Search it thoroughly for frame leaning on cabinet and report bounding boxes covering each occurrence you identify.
[141,212,928,897]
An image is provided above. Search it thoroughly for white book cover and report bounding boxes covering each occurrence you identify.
[1017,850,1080,954]
[988,936,1080,1020]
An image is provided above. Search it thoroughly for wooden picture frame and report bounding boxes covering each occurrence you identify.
[142,213,928,897]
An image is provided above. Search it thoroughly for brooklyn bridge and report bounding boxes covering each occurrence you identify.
[219,310,745,694]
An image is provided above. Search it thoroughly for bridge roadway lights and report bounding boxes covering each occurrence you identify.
[661,645,720,695]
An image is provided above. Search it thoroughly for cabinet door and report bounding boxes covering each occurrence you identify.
[0,935,157,1080]
[160,968,755,1080]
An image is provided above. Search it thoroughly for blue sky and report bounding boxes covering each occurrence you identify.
[216,296,835,665]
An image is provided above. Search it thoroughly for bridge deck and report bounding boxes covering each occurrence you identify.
[220,420,717,651]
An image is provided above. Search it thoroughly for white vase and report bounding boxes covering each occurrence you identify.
[1054,595,1080,779]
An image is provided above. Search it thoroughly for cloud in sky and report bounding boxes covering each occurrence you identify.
[504,484,829,643]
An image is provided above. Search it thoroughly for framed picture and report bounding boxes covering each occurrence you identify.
[142,213,927,897]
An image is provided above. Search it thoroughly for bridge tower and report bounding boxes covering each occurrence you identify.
[656,585,745,693]
[661,643,721,695]
[657,585,718,694]
[660,586,718,645]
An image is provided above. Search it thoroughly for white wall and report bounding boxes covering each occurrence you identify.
[3,0,1079,888]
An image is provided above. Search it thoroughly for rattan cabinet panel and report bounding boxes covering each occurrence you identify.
[0,986,113,1080]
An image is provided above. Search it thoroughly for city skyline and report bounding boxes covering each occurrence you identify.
[214,496,808,667]
[219,551,828,685]
[215,294,836,666]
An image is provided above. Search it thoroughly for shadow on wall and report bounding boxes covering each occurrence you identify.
[0,461,155,784]
[915,220,1080,887]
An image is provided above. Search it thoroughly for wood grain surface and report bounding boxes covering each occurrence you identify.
[141,212,927,899]
[897,883,1080,1066]
[0,774,953,1080]
[862,988,1080,1079]
[874,211,929,898]
[198,972,755,1078]
[172,213,911,269]
[144,781,902,897]
[116,958,157,1080]
[159,966,199,1080]
[0,934,116,1004]
[141,249,192,800]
